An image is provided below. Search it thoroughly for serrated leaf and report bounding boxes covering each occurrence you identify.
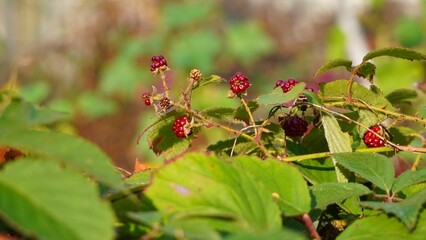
[233,100,259,124]
[201,106,235,121]
[310,182,372,209]
[233,157,311,216]
[194,75,224,89]
[392,168,426,194]
[303,91,323,105]
[294,157,338,184]
[0,158,115,240]
[145,153,282,234]
[333,152,394,192]
[388,126,418,145]
[363,47,426,62]
[356,62,376,82]
[386,88,418,105]
[0,129,121,187]
[360,188,426,230]
[314,58,352,77]
[257,82,306,105]
[322,113,352,183]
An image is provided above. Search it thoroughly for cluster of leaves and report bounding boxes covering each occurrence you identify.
[0,47,425,240]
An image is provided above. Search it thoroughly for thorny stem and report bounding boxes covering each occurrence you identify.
[300,213,321,240]
[373,193,403,202]
[347,62,365,103]
[240,97,258,135]
[411,154,423,171]
[160,71,169,98]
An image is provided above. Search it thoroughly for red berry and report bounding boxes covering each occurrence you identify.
[172,116,192,138]
[229,72,250,94]
[281,78,299,93]
[280,115,308,137]
[363,125,386,148]
[141,92,152,106]
[150,55,168,73]
[275,80,286,89]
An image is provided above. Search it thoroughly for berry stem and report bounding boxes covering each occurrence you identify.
[300,213,321,240]
[347,62,365,103]
[240,98,258,135]
[160,71,169,98]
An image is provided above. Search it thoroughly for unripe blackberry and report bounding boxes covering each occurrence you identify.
[282,78,299,93]
[229,72,250,94]
[159,97,171,110]
[189,69,202,81]
[172,116,192,138]
[141,92,152,106]
[363,125,386,148]
[150,55,168,73]
[280,115,308,137]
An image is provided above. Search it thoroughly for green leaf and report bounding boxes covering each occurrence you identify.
[225,228,307,240]
[194,75,225,89]
[163,1,214,28]
[76,91,118,119]
[201,106,235,121]
[294,157,338,184]
[0,129,121,187]
[333,152,394,192]
[233,100,259,124]
[310,183,372,209]
[360,188,426,230]
[145,153,281,234]
[314,58,352,77]
[0,158,115,240]
[362,47,426,62]
[303,91,323,105]
[386,88,418,105]
[355,62,376,82]
[389,126,418,146]
[233,157,311,216]
[337,214,415,240]
[322,113,352,183]
[257,82,306,105]
[392,168,426,194]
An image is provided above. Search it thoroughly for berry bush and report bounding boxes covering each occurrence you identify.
[0,47,425,240]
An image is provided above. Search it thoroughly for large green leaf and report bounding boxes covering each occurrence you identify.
[294,157,338,184]
[392,168,426,194]
[314,58,352,77]
[200,106,235,121]
[0,158,115,240]
[310,183,372,209]
[145,153,281,234]
[233,100,259,124]
[257,82,306,105]
[233,157,311,216]
[386,88,418,105]
[362,47,426,62]
[322,113,352,183]
[0,129,121,187]
[333,152,394,192]
[360,188,426,230]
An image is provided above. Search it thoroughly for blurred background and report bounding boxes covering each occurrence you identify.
[0,0,425,171]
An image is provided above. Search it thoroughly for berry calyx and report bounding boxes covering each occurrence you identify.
[150,55,168,74]
[229,72,250,94]
[141,92,152,106]
[189,69,202,81]
[280,115,308,137]
[172,116,192,138]
[363,125,386,148]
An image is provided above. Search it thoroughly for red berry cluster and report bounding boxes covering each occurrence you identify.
[275,78,298,93]
[172,116,192,138]
[363,125,386,148]
[280,115,308,137]
[150,55,168,73]
[141,92,152,106]
[229,72,250,94]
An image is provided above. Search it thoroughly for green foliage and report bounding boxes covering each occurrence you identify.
[362,47,426,62]
[310,183,372,209]
[257,82,305,105]
[314,58,352,77]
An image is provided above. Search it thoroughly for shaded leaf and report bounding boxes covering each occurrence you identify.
[233,100,259,124]
[303,91,323,105]
[294,157,338,184]
[257,82,306,105]
[333,152,394,192]
[0,158,115,240]
[363,47,426,62]
[386,88,418,105]
[392,168,426,194]
[201,106,235,121]
[145,153,281,234]
[355,62,376,82]
[233,157,311,216]
[388,126,418,146]
[195,75,225,89]
[314,58,352,77]
[360,188,426,230]
[310,183,372,209]
[0,129,121,187]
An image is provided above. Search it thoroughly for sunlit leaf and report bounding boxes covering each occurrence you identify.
[257,82,305,105]
[392,168,426,194]
[363,47,426,62]
[314,58,352,77]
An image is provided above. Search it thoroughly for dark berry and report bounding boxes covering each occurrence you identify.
[229,72,250,94]
[172,116,192,138]
[280,115,308,137]
[281,78,299,93]
[363,125,386,148]
[150,55,168,73]
[141,92,152,106]
[275,80,286,89]
[159,97,171,110]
